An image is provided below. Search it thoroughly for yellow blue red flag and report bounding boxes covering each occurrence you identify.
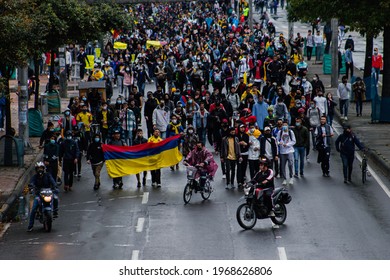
[102,135,182,178]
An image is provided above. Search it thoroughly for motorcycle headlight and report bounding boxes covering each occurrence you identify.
[43,196,52,203]
[244,187,251,196]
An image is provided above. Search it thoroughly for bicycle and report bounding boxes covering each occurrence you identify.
[361,150,368,184]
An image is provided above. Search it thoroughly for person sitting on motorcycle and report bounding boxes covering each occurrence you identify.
[27,162,59,232]
[183,141,218,188]
[248,156,275,216]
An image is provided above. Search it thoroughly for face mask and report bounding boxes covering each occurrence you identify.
[67,136,72,140]
[82,109,87,112]
[282,125,288,131]
[197,147,202,151]
[172,120,177,124]
[65,111,70,116]
[374,52,378,55]
[296,122,301,127]
[313,77,317,81]
[188,100,193,104]
[296,103,302,108]
[102,106,107,110]
[188,129,193,134]
[302,79,306,82]
[94,138,100,143]
[38,170,44,176]
[126,68,130,71]
[50,139,56,144]
[249,128,255,133]
[50,128,54,132]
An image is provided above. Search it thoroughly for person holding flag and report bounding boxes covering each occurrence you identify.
[148,129,163,188]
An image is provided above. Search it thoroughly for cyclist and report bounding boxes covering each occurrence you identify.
[183,141,218,188]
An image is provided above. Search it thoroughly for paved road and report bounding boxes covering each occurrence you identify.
[1,112,390,259]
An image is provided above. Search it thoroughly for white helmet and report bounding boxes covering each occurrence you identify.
[35,161,46,172]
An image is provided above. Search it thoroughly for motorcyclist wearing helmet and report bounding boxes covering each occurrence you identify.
[27,162,59,231]
[248,156,275,216]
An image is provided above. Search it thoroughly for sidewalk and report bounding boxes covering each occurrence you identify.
[0,75,72,222]
[307,61,390,178]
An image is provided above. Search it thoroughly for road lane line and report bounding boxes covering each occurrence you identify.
[278,247,288,260]
[333,122,390,199]
[136,217,145,232]
[142,192,149,204]
[131,250,140,260]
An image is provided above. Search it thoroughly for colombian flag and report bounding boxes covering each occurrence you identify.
[102,135,182,178]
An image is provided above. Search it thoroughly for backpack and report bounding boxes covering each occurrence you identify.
[214,72,222,83]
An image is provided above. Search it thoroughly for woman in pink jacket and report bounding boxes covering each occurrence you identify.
[120,66,134,100]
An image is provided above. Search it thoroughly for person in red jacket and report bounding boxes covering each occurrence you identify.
[372,47,383,86]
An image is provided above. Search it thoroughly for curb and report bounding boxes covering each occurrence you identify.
[0,150,43,222]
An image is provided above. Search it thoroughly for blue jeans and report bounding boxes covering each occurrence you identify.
[124,130,133,146]
[294,146,306,175]
[28,195,58,228]
[372,67,380,85]
[340,153,354,180]
[197,127,207,145]
[339,99,349,117]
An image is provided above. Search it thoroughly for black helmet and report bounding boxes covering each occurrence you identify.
[65,130,73,137]
[259,156,271,167]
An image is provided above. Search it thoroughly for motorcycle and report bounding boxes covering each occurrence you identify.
[183,165,213,204]
[236,183,291,229]
[29,185,55,232]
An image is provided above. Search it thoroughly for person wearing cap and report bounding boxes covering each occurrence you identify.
[335,125,364,183]
[372,47,383,85]
[108,129,127,189]
[221,126,242,189]
[86,133,105,190]
[259,126,278,176]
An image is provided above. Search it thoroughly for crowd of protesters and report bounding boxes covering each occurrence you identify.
[37,1,369,191]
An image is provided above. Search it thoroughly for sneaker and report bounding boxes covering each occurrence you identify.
[77,173,81,177]
[300,172,304,177]
[294,173,299,178]
[289,178,294,185]
[156,184,161,188]
[137,182,142,188]
[344,179,348,184]
[152,182,157,187]
[344,116,348,121]
[27,226,33,232]
[225,184,230,189]
[170,166,174,171]
[282,180,287,186]
[230,184,235,189]
[268,210,276,217]
[222,174,226,179]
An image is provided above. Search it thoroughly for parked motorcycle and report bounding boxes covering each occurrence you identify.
[236,183,291,229]
[183,165,213,204]
[29,185,55,232]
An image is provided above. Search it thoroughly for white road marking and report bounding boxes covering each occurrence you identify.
[142,192,149,204]
[23,241,81,246]
[131,250,140,260]
[114,244,133,247]
[104,225,125,228]
[0,223,10,238]
[278,247,288,260]
[333,122,390,199]
[136,218,145,233]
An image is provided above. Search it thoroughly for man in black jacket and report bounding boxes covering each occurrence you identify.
[133,128,148,188]
[292,117,310,177]
[335,125,364,183]
[236,124,249,188]
[60,130,80,191]
[87,133,105,190]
